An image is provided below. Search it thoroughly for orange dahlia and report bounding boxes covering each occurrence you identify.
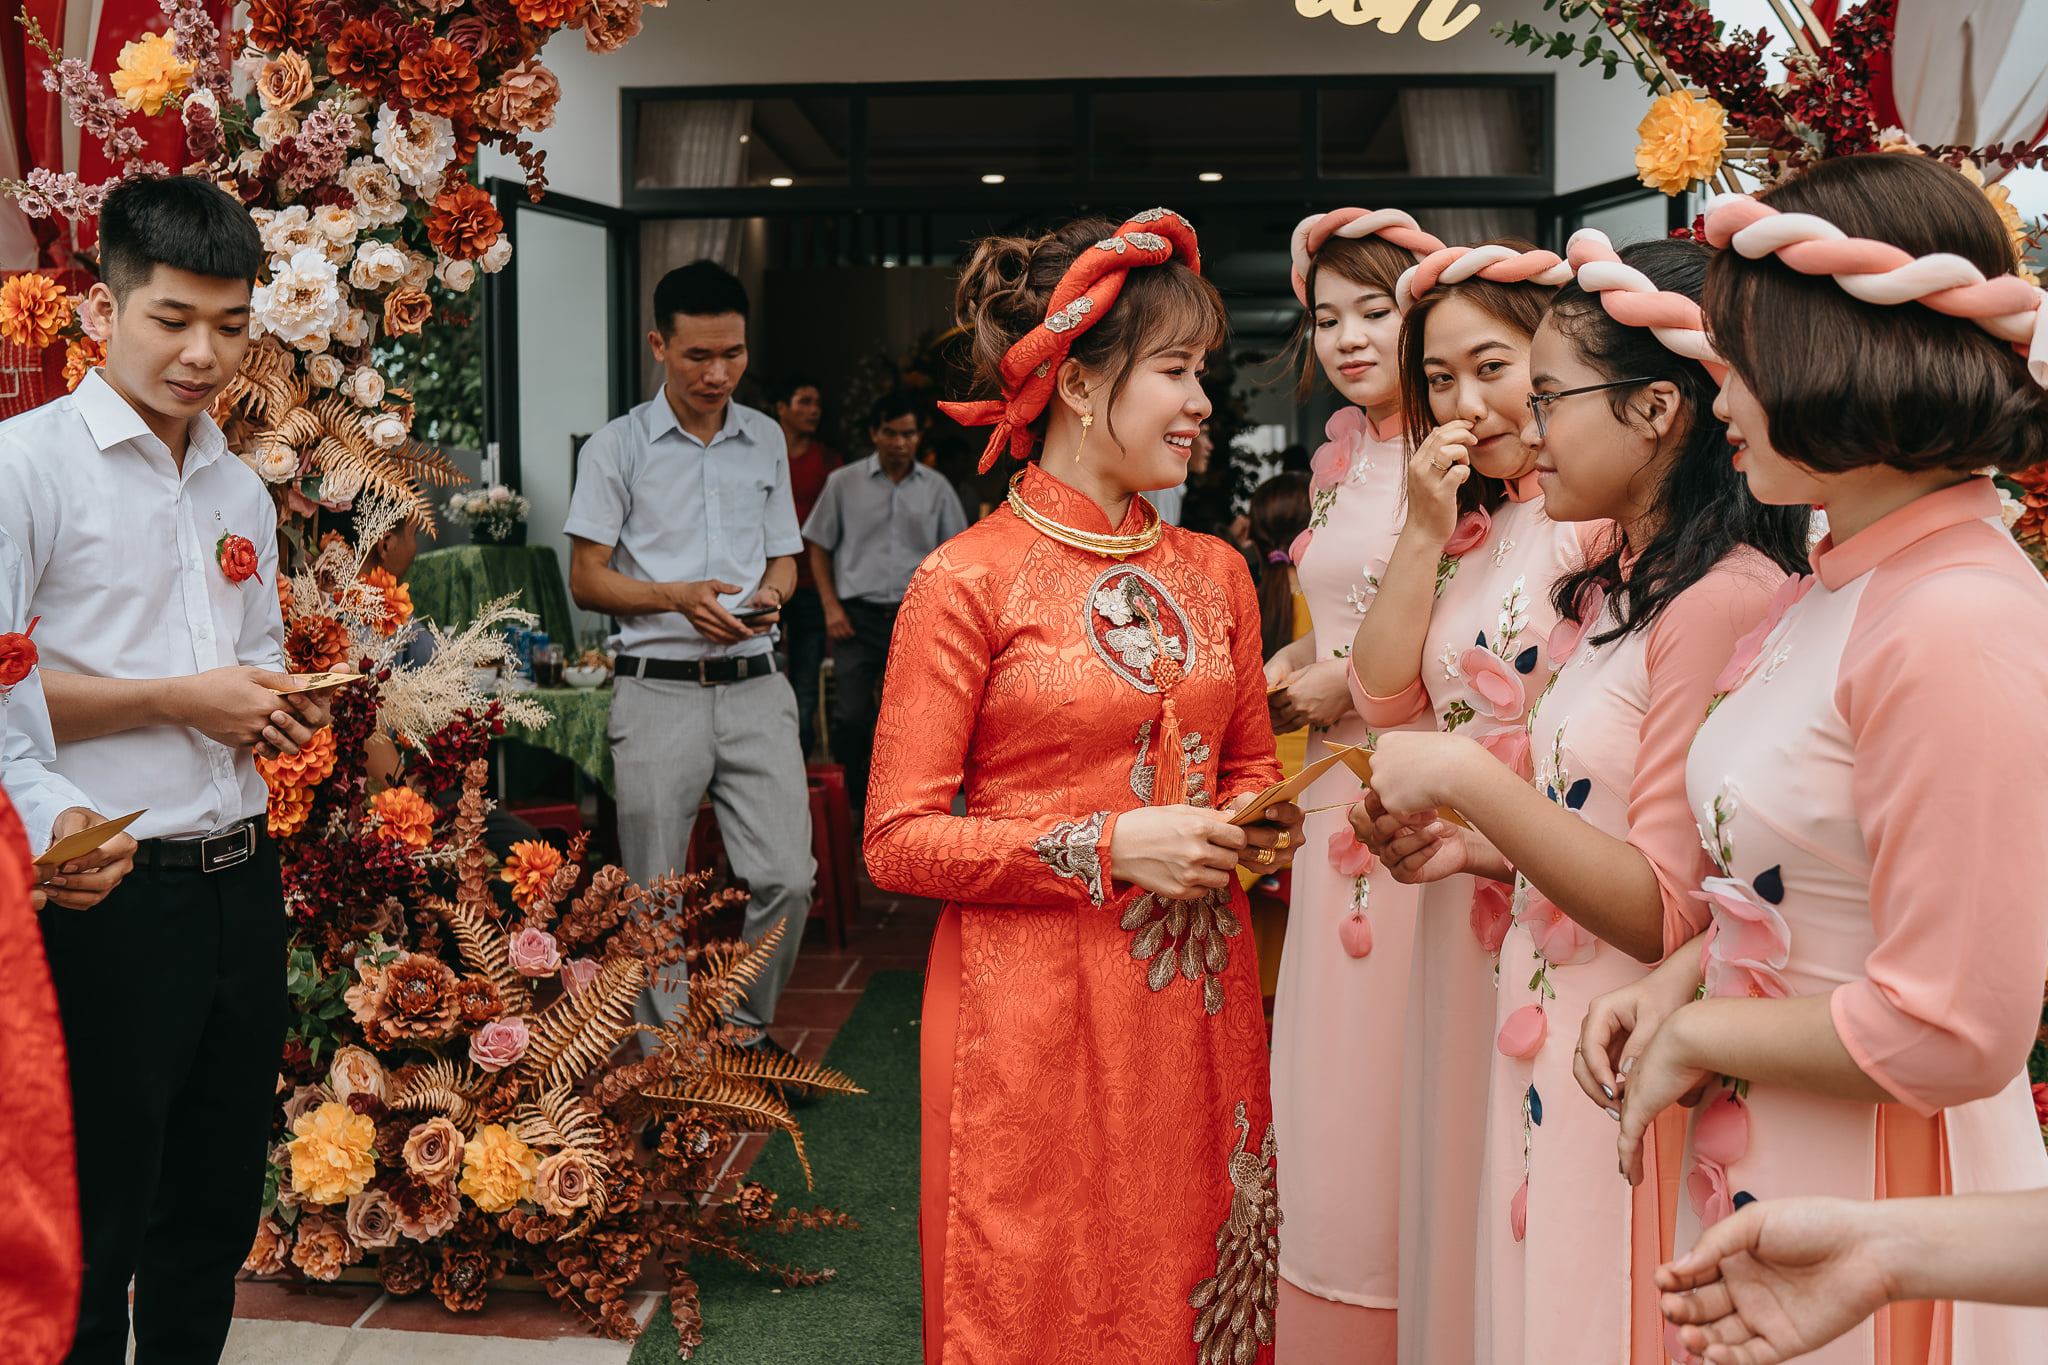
[1634,90,1726,197]
[258,726,339,837]
[426,178,503,261]
[0,274,72,350]
[398,38,481,119]
[246,0,320,54]
[63,336,104,391]
[499,839,564,909]
[358,567,414,636]
[372,785,436,849]
[513,0,585,31]
[287,613,350,672]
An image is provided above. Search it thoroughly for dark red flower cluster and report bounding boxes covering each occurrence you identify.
[404,704,506,797]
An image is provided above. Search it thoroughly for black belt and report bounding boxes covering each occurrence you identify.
[135,817,261,874]
[614,653,779,685]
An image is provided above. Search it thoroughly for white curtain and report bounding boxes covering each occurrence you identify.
[1398,88,1538,246]
[1891,0,2048,148]
[634,99,753,393]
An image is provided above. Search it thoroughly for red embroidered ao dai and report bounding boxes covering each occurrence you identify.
[866,464,1283,1365]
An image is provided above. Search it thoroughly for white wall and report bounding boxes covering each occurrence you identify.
[482,0,1646,205]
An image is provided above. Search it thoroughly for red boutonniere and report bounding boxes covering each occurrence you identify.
[0,616,39,696]
[217,532,263,586]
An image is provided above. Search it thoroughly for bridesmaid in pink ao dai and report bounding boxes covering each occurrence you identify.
[1343,242,1592,1365]
[1592,154,2048,1365]
[1261,209,1444,1364]
[1356,234,1811,1364]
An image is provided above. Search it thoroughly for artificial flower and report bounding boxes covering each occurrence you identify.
[281,1083,331,1129]
[244,1213,292,1275]
[253,440,299,484]
[0,273,71,350]
[74,293,107,343]
[398,39,480,119]
[480,237,513,274]
[366,411,410,447]
[246,0,318,53]
[368,952,462,1040]
[500,840,564,909]
[1695,875,1793,1000]
[345,1188,402,1249]
[252,247,343,345]
[382,287,433,337]
[507,925,562,976]
[252,109,300,151]
[435,257,476,293]
[371,784,433,849]
[446,15,497,59]
[342,159,408,229]
[1713,573,1813,692]
[459,1123,538,1213]
[290,1210,362,1281]
[373,105,457,191]
[110,31,192,116]
[1496,1003,1545,1059]
[341,364,387,407]
[1337,910,1372,959]
[401,1116,465,1182]
[515,0,586,30]
[320,461,365,503]
[390,1173,462,1241]
[349,240,409,292]
[312,205,359,247]
[451,975,505,1024]
[468,1014,530,1072]
[583,0,643,53]
[1635,89,1727,197]
[217,532,262,586]
[1474,726,1532,780]
[0,617,38,692]
[1686,1091,1750,1228]
[1470,878,1513,953]
[256,50,314,111]
[333,307,374,347]
[1441,508,1492,558]
[1309,431,1353,491]
[327,1045,388,1104]
[361,565,415,636]
[427,178,503,261]
[270,1140,305,1209]
[288,1100,378,1205]
[307,354,344,389]
[290,331,331,354]
[1456,647,1524,722]
[477,59,561,134]
[1327,825,1376,878]
[559,957,601,999]
[1509,1177,1529,1243]
[1522,890,1597,967]
[2033,1080,2048,1127]
[285,611,351,674]
[327,21,397,100]
[533,1150,593,1217]
[401,250,435,291]
[62,336,104,392]
[1546,581,1607,668]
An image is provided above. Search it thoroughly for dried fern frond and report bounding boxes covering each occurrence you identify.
[387,1056,481,1126]
[638,1074,816,1185]
[512,1084,614,1233]
[519,954,645,1093]
[376,594,547,746]
[669,921,786,1039]
[216,337,308,428]
[691,1041,864,1100]
[432,893,531,1014]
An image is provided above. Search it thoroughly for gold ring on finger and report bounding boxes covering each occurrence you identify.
[1275,831,1290,850]
[1429,457,1446,472]
[1254,847,1276,865]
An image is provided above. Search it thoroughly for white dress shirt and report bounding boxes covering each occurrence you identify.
[563,391,802,661]
[0,525,92,852]
[0,369,286,843]
[1148,481,1186,527]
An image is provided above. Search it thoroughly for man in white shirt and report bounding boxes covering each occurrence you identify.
[0,176,338,1365]
[566,261,815,1057]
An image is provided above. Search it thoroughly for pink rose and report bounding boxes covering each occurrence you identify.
[1457,648,1525,722]
[1327,825,1377,878]
[468,1015,530,1073]
[1441,508,1491,558]
[1475,726,1532,780]
[507,926,561,978]
[1470,879,1513,953]
[345,1188,402,1249]
[559,957,601,999]
[1523,891,1597,967]
[1714,573,1813,693]
[76,294,109,343]
[1547,581,1608,668]
[1495,1003,1546,1059]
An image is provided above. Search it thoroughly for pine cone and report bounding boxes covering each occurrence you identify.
[377,1244,429,1296]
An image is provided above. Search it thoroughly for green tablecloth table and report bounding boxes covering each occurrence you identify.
[500,685,614,797]
[408,543,577,650]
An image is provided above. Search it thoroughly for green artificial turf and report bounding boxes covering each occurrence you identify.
[629,969,923,1364]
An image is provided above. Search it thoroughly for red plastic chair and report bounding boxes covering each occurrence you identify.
[807,763,858,948]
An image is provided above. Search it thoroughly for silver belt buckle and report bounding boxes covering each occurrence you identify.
[200,822,255,874]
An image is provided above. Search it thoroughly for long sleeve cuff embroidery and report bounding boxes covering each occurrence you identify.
[1035,810,1113,907]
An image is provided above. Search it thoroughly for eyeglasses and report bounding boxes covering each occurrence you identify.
[1525,378,1658,439]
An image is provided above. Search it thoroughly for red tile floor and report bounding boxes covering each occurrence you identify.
[225,865,941,1362]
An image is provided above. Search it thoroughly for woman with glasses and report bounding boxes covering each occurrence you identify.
[1339,240,1589,1364]
[1353,234,1809,1363]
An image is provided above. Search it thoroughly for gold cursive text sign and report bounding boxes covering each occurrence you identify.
[1294,0,1483,40]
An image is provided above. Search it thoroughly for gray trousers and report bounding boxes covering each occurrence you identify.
[610,670,816,1032]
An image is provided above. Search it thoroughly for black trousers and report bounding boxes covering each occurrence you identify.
[828,598,900,812]
[783,586,828,759]
[39,836,286,1365]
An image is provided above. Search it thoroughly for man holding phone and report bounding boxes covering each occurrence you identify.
[566,260,815,1050]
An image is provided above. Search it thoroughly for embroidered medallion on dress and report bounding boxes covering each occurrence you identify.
[1086,566,1197,694]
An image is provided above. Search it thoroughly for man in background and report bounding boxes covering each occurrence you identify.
[802,391,967,818]
[565,260,814,1057]
[771,375,840,758]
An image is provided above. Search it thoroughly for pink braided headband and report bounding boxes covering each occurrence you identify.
[1565,228,1726,381]
[1703,192,2048,389]
[1395,245,1574,314]
[1288,207,1447,307]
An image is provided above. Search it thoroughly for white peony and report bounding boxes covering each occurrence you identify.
[434,257,476,293]
[341,158,406,228]
[341,367,386,408]
[365,411,409,448]
[313,206,358,245]
[479,237,512,274]
[332,308,372,347]
[307,354,345,389]
[401,251,434,291]
[289,331,330,353]
[349,240,409,291]
[253,108,300,150]
[255,440,300,483]
[260,205,321,260]
[251,247,344,344]
[372,105,455,191]
[321,462,365,501]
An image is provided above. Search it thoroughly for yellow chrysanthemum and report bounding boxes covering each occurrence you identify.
[1982,183,2040,286]
[287,1101,377,1205]
[458,1123,538,1213]
[372,785,436,849]
[499,838,564,909]
[1635,89,1727,197]
[110,31,193,116]
[0,274,72,350]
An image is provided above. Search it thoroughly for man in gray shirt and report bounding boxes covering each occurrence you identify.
[565,260,814,1055]
[803,391,967,817]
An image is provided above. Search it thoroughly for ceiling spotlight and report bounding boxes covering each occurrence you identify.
[981,173,1006,185]
[769,177,793,187]
[1198,171,1223,182]
[739,133,750,143]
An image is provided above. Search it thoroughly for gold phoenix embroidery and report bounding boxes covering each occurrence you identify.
[1190,1100,1281,1363]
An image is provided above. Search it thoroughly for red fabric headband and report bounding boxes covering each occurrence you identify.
[939,208,1203,473]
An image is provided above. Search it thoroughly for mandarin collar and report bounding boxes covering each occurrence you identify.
[1362,409,1403,446]
[1504,470,1542,503]
[1017,462,1153,537]
[1810,477,1999,590]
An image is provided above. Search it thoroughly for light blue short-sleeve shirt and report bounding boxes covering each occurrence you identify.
[801,456,968,606]
[563,390,802,660]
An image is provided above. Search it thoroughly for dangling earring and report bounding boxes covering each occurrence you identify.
[1077,412,1094,460]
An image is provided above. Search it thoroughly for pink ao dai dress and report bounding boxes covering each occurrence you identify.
[1680,478,2048,1365]
[1270,406,1419,1362]
[1484,547,1785,1365]
[1349,481,1598,1365]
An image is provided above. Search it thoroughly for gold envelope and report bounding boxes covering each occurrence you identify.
[34,809,146,867]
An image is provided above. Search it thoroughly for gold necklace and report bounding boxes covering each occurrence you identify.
[1006,470,1163,560]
